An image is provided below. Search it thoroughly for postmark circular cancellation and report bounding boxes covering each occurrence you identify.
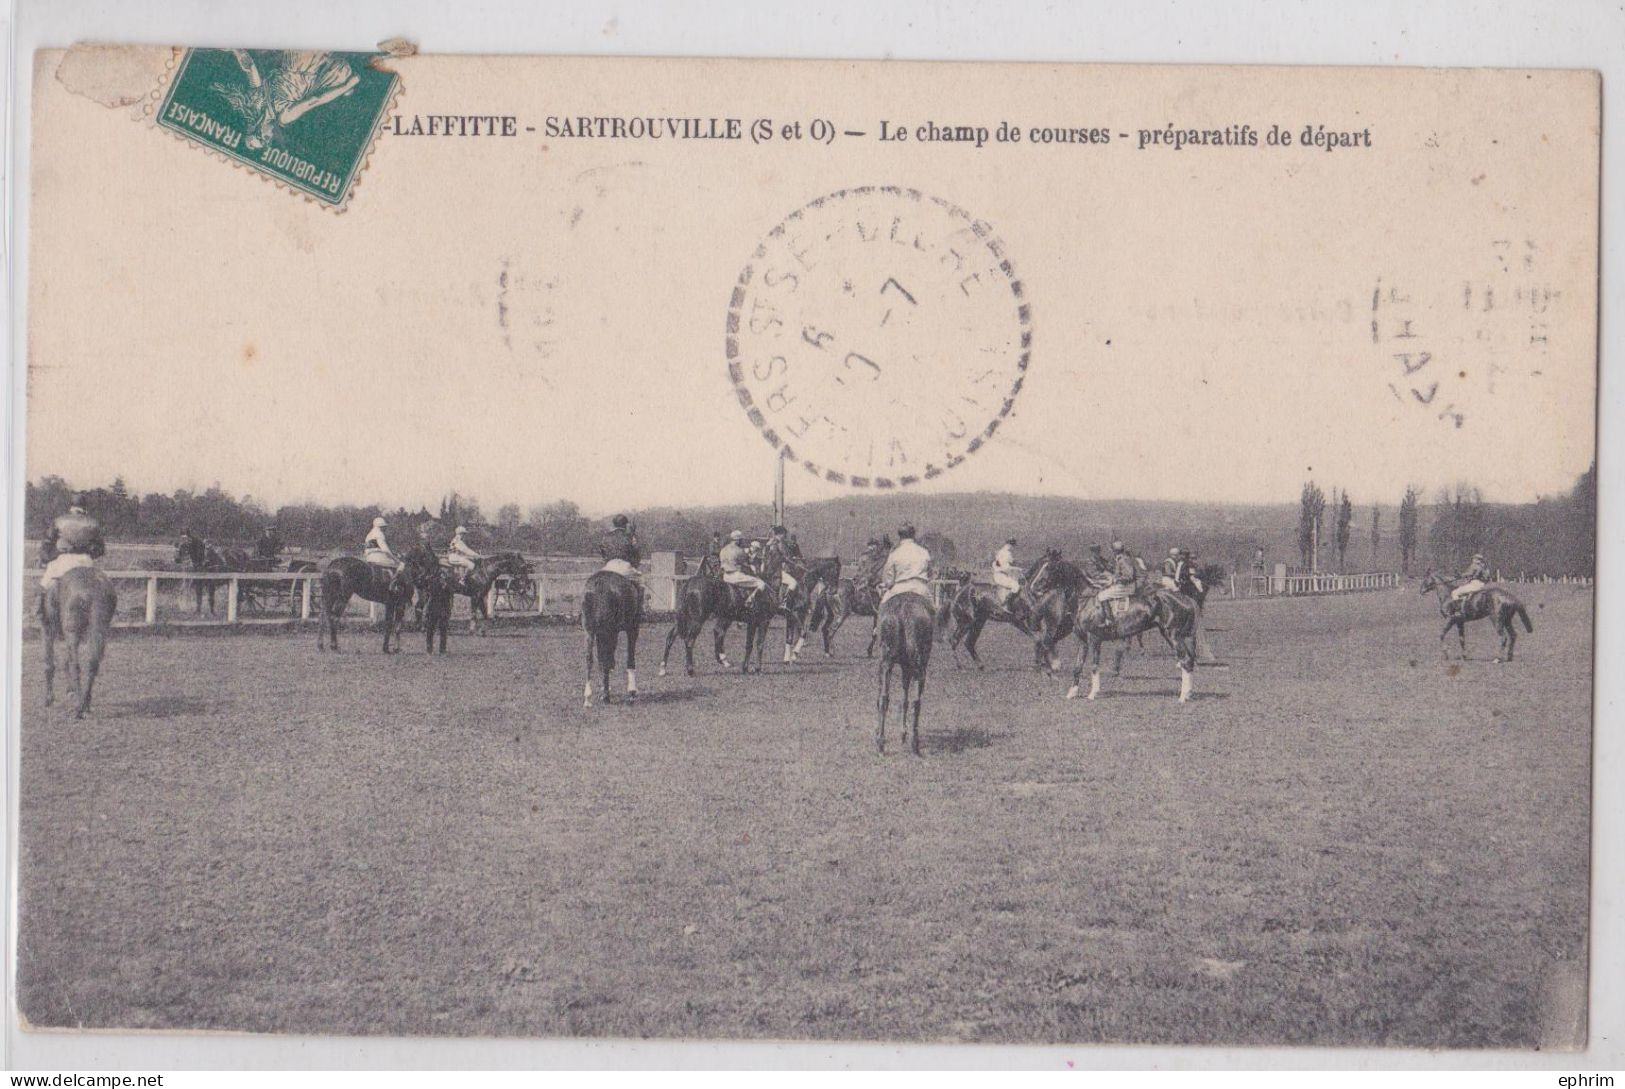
[726,187,1031,488]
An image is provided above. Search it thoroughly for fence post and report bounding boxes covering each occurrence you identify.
[369,600,382,624]
[301,576,312,620]
[227,577,239,623]
[487,581,499,617]
[536,575,547,615]
[145,576,158,625]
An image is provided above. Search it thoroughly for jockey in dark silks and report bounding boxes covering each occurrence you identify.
[1094,540,1140,624]
[599,515,642,579]
[39,494,105,609]
[256,525,284,567]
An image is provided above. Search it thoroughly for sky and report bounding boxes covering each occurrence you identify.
[23,55,1599,517]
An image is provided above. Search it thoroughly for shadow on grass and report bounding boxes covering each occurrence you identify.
[626,687,715,705]
[1082,689,1230,701]
[106,695,214,719]
[920,724,1001,754]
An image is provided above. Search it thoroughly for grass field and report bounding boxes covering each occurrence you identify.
[17,585,1592,1047]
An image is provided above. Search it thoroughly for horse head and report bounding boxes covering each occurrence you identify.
[175,535,199,567]
[1420,571,1440,594]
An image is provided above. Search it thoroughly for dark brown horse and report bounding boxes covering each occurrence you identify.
[174,534,250,614]
[582,569,642,705]
[1066,586,1199,703]
[422,566,454,654]
[939,560,1058,670]
[1023,551,1098,674]
[876,591,934,755]
[1421,572,1534,661]
[438,552,534,635]
[779,555,842,662]
[807,574,882,657]
[39,565,118,718]
[658,553,780,676]
[316,553,426,653]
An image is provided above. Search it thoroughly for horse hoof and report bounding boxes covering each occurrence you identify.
[686,668,695,677]
[44,695,54,707]
[626,691,638,704]
[657,667,667,678]
[1065,686,1079,700]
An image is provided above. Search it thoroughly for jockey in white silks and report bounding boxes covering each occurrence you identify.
[39,497,105,592]
[364,516,401,571]
[719,530,766,600]
[446,525,484,574]
[1450,554,1490,608]
[991,537,1022,605]
[1159,546,1186,591]
[879,525,933,606]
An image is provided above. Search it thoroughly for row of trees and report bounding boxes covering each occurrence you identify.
[1294,466,1594,577]
[24,478,778,559]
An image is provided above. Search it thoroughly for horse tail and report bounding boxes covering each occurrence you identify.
[1514,602,1534,632]
[934,589,955,636]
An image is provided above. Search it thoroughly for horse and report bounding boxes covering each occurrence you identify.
[316,552,427,653]
[436,552,534,635]
[658,552,781,676]
[939,557,1067,670]
[38,566,118,718]
[876,590,934,755]
[1420,572,1534,661]
[1065,584,1200,703]
[582,568,642,705]
[174,534,251,614]
[421,565,454,654]
[779,555,842,663]
[807,574,882,657]
[1022,551,1097,674]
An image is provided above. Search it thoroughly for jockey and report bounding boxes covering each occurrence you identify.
[768,525,799,594]
[879,524,933,606]
[446,525,484,574]
[255,524,284,565]
[39,494,105,596]
[992,537,1022,605]
[598,514,642,583]
[364,516,401,571]
[1450,553,1490,611]
[1095,540,1139,623]
[1159,546,1186,591]
[719,529,767,602]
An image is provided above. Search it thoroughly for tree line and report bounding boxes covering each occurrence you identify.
[1294,464,1594,578]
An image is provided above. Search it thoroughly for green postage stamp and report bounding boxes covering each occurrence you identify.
[156,48,398,208]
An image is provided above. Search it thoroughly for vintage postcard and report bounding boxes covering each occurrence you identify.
[16,47,1598,1049]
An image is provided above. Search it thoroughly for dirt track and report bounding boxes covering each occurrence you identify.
[17,585,1592,1046]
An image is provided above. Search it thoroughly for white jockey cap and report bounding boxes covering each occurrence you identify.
[729,530,743,540]
[1111,540,1124,551]
[373,516,387,528]
[1169,546,1180,556]
[454,525,467,535]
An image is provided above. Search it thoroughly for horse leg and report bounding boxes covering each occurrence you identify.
[583,630,596,707]
[715,620,733,669]
[599,631,615,704]
[876,658,894,754]
[909,668,925,757]
[1177,637,1195,703]
[43,628,56,706]
[660,621,680,677]
[1458,617,1468,659]
[77,624,109,718]
[964,614,987,670]
[740,622,754,674]
[1087,639,1103,700]
[865,617,878,659]
[1113,647,1124,677]
[66,632,83,701]
[625,627,639,702]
